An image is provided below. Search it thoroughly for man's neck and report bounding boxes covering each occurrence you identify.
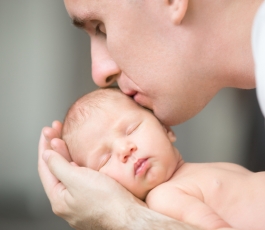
[222,0,262,89]
[190,0,263,89]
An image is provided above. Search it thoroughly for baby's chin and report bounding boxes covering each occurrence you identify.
[132,189,152,201]
[130,183,157,201]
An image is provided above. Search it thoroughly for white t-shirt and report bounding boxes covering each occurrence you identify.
[252,1,265,117]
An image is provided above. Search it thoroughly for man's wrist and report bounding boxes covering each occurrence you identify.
[101,201,198,230]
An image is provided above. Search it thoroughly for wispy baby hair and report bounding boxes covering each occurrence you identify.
[62,87,123,154]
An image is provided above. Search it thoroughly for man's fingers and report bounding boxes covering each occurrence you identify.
[38,122,74,219]
[38,129,51,154]
[51,138,72,162]
[38,149,60,199]
[42,126,60,143]
[52,120,63,137]
[43,150,77,194]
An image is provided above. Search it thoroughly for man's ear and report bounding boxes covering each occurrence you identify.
[164,125,177,143]
[166,0,188,25]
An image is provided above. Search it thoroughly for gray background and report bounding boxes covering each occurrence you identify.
[1,1,264,229]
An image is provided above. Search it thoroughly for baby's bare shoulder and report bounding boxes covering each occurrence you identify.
[146,182,173,199]
[146,182,182,203]
[145,182,188,215]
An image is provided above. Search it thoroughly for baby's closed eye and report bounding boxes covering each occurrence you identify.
[126,122,141,135]
[98,153,111,170]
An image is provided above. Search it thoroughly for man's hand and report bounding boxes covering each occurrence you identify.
[41,150,141,229]
[38,121,70,198]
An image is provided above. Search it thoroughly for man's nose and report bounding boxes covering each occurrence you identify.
[91,38,121,87]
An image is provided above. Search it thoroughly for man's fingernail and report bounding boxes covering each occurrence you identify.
[42,151,51,162]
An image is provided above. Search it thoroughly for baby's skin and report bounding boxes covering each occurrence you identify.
[146,162,265,230]
[62,88,265,230]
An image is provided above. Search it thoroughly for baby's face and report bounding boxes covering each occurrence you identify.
[72,96,180,199]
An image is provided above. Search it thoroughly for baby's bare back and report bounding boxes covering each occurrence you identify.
[169,162,265,230]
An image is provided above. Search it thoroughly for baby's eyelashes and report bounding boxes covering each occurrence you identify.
[126,122,141,135]
[98,153,111,170]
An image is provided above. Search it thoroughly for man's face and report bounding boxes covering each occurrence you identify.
[72,95,180,200]
[64,0,219,125]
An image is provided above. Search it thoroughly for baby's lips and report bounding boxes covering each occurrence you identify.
[134,158,148,175]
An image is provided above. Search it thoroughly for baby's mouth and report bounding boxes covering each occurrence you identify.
[134,158,148,175]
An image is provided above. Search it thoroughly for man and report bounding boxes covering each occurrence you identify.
[38,0,265,229]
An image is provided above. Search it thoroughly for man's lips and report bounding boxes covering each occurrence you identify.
[133,94,154,113]
[134,158,149,175]
[120,88,137,97]
[122,89,146,107]
[120,87,152,111]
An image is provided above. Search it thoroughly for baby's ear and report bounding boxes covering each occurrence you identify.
[164,125,177,143]
[166,0,189,25]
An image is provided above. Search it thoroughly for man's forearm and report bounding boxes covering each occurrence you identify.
[94,203,199,230]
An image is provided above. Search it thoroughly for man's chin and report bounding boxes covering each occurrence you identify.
[154,109,187,126]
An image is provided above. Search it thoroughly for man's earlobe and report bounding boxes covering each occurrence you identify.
[167,0,188,25]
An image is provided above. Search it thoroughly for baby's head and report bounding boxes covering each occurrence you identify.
[62,87,182,200]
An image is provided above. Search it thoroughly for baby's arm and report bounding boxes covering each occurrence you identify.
[146,185,231,230]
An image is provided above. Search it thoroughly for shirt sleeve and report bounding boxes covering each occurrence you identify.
[252,1,265,117]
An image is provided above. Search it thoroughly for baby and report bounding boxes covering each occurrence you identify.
[62,87,265,230]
